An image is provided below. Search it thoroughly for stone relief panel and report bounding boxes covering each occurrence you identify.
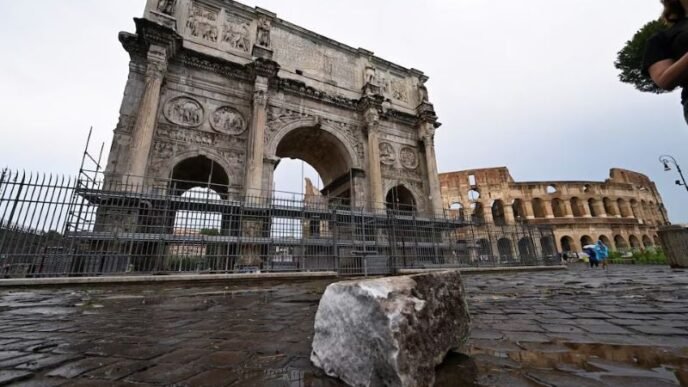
[371,68,411,104]
[379,142,396,166]
[221,14,251,53]
[210,106,246,135]
[400,147,419,170]
[271,28,357,88]
[186,3,219,43]
[163,96,204,128]
[156,125,246,149]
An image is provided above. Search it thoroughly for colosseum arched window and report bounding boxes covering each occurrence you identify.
[629,235,642,251]
[560,236,575,253]
[614,235,629,253]
[571,197,585,217]
[581,235,594,248]
[492,200,507,226]
[532,198,547,218]
[552,198,567,218]
[603,198,618,217]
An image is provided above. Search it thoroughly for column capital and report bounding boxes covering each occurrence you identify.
[145,45,168,80]
[417,102,440,126]
[358,94,384,113]
[249,57,280,79]
[134,18,182,58]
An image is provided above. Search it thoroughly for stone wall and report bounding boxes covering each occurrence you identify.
[440,167,670,254]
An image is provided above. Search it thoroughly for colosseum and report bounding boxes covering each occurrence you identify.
[439,167,670,256]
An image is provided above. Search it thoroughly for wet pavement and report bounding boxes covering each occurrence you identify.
[0,265,686,386]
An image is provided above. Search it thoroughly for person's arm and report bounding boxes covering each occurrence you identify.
[649,54,688,90]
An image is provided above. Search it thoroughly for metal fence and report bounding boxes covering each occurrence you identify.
[0,169,559,278]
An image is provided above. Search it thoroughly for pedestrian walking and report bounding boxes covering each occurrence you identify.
[583,245,599,268]
[595,240,610,270]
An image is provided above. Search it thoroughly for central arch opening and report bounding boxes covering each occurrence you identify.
[274,126,354,203]
[270,126,356,272]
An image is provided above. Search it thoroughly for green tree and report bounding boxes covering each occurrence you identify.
[615,20,668,94]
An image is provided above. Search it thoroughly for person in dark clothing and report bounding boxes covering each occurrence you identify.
[643,0,688,124]
[583,246,599,268]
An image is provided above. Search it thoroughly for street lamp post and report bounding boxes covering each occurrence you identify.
[659,155,688,193]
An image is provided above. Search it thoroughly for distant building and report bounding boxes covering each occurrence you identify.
[440,168,669,254]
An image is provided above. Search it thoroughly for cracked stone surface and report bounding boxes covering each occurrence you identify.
[311,272,471,387]
[0,264,685,386]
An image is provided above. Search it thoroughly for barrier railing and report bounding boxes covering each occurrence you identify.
[0,169,559,278]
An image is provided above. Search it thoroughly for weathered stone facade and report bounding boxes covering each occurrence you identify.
[104,0,443,216]
[440,168,670,254]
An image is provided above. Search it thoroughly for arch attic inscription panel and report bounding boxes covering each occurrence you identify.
[104,0,444,216]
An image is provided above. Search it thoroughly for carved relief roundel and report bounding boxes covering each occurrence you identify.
[164,96,204,128]
[211,106,246,135]
[379,142,396,165]
[400,147,419,170]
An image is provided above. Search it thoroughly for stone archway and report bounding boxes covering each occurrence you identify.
[492,200,506,226]
[580,235,594,248]
[385,185,417,213]
[267,120,360,203]
[170,155,231,197]
[561,236,575,253]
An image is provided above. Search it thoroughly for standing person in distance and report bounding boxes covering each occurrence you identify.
[643,0,688,124]
[595,240,610,270]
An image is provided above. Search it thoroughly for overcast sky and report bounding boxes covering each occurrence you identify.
[1,1,687,221]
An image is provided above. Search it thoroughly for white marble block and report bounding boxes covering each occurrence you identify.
[311,271,471,387]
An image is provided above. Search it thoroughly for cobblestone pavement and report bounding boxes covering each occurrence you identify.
[0,265,686,386]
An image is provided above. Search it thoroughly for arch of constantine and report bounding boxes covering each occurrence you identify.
[104,0,443,216]
[440,167,670,254]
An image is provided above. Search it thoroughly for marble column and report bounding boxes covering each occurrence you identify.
[420,122,444,217]
[244,76,269,198]
[364,108,385,213]
[128,45,168,187]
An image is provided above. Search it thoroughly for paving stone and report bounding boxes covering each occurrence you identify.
[599,375,679,386]
[178,368,239,387]
[153,348,212,364]
[628,325,688,335]
[542,324,586,334]
[82,359,150,381]
[577,323,632,335]
[11,377,68,387]
[609,313,656,320]
[0,370,32,385]
[46,357,119,379]
[125,363,203,384]
[469,328,504,340]
[525,369,605,386]
[200,351,251,369]
[15,354,81,371]
[0,353,50,369]
[502,331,551,343]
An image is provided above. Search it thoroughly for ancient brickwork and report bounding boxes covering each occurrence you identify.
[440,167,670,254]
[104,0,443,216]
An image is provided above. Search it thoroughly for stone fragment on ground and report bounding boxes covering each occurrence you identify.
[310,270,471,387]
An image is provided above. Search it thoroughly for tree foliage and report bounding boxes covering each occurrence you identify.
[615,20,668,94]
